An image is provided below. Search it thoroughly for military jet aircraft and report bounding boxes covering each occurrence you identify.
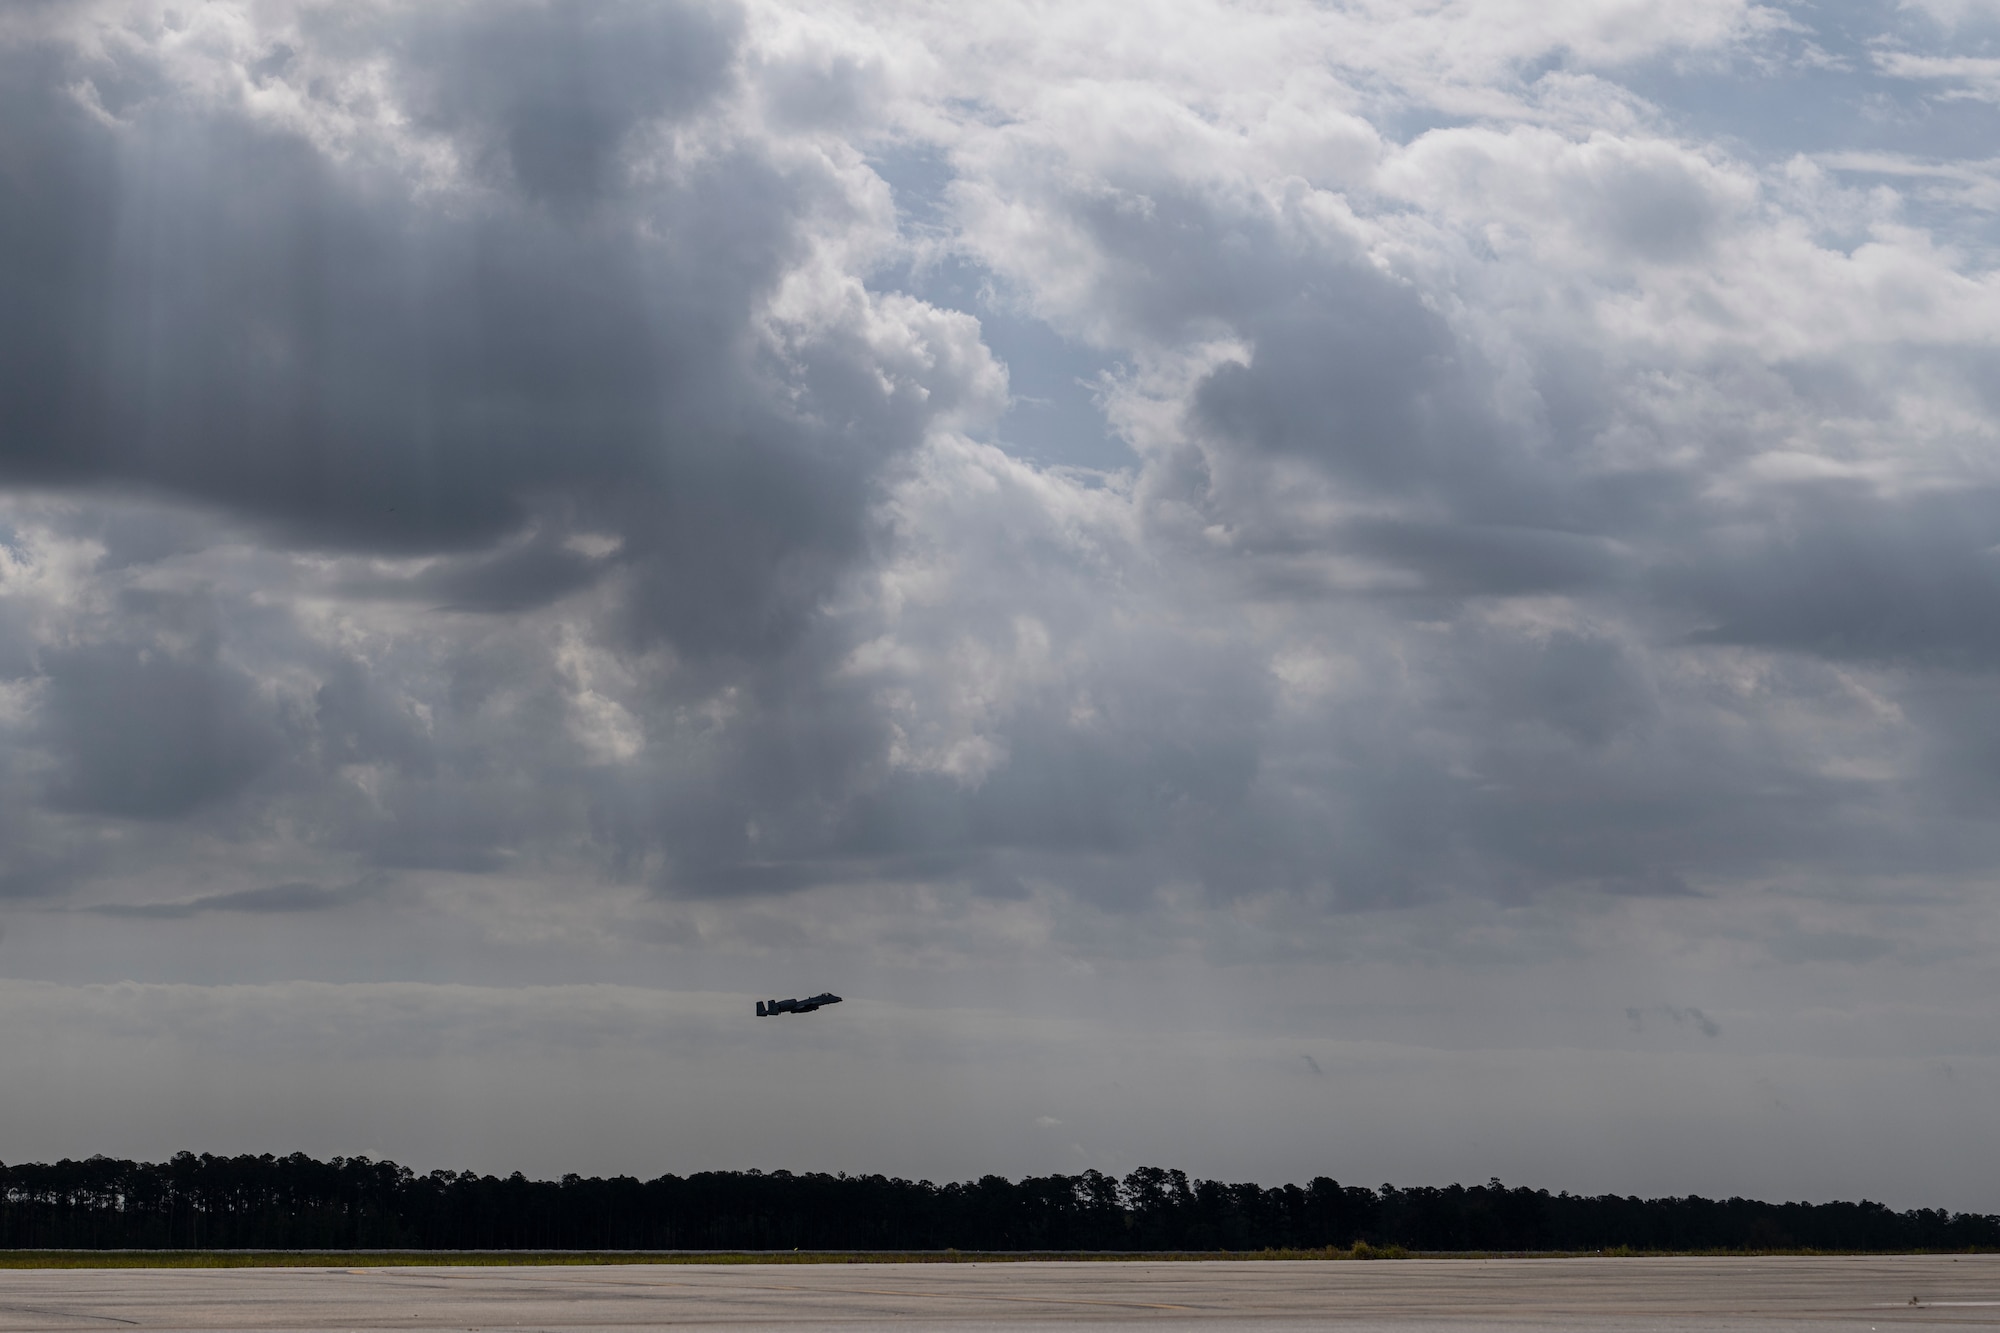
[757,993,842,1016]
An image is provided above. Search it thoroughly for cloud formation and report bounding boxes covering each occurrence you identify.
[1,0,1999,1199]
[86,879,386,918]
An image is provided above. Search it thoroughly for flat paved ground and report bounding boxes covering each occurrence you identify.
[2,1256,1999,1331]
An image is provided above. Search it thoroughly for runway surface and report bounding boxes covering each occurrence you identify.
[1,1256,1999,1331]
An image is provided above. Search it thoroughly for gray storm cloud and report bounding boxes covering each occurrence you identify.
[0,0,1004,895]
[0,0,1998,1202]
[1,0,878,632]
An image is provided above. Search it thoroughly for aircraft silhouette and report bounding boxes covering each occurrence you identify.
[757,993,842,1016]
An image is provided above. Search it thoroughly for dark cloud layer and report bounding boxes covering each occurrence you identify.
[0,0,916,666]
[41,630,284,819]
[1669,484,2000,666]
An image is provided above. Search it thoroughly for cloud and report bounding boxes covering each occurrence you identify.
[1876,50,2000,101]
[1899,0,2000,27]
[86,879,388,920]
[1665,485,2000,666]
[0,0,993,664]
[38,618,286,820]
[4,0,1989,921]
[1664,1006,1722,1038]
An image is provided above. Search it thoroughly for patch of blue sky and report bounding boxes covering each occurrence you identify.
[868,146,1132,473]
[1613,0,2000,250]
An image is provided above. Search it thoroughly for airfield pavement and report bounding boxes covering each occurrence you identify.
[1,1255,1999,1331]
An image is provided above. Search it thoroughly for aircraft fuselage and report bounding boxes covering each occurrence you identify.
[757,993,842,1016]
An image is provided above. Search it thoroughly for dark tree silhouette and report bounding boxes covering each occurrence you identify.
[1,1154,1994,1252]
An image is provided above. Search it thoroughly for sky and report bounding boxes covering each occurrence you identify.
[4,0,2000,1210]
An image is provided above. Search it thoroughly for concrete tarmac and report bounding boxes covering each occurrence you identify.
[1,1256,1999,1331]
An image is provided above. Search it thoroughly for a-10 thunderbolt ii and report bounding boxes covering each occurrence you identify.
[756,993,842,1016]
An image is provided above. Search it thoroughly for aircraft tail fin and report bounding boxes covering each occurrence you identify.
[755,1000,767,1016]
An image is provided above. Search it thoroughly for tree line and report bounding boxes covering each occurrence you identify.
[2,1153,1995,1252]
